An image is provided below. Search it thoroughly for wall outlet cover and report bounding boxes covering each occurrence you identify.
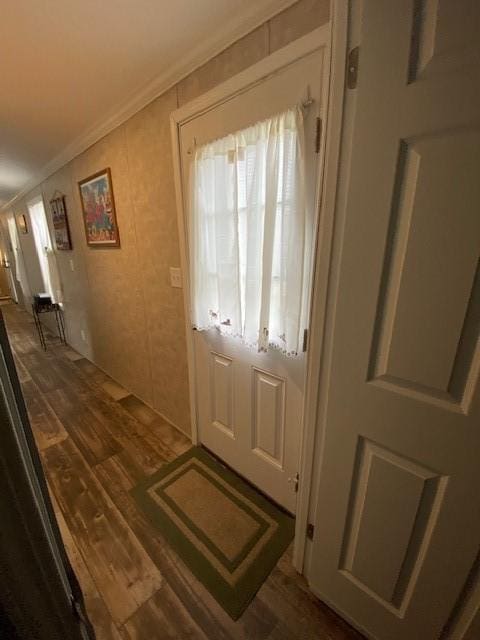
[170,267,182,288]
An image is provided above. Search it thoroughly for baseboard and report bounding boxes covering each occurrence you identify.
[156,410,192,442]
[73,352,192,443]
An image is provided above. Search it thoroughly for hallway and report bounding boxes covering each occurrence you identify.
[2,302,362,640]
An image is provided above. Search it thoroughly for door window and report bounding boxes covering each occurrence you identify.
[190,107,308,355]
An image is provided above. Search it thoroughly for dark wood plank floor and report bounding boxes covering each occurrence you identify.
[2,303,363,640]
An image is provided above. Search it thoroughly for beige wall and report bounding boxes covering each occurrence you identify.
[2,0,329,435]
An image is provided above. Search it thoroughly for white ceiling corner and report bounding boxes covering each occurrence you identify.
[0,0,296,212]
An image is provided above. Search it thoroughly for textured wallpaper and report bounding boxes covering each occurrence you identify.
[1,0,329,436]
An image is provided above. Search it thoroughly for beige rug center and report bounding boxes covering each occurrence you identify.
[164,467,260,561]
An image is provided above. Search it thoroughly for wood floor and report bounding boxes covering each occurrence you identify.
[3,302,363,640]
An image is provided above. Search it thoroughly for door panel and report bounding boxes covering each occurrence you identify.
[252,367,286,467]
[210,352,234,436]
[180,48,325,512]
[340,439,447,615]
[194,329,305,513]
[409,0,478,80]
[370,132,480,406]
[308,1,480,639]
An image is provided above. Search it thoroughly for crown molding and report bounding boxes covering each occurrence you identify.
[1,0,297,213]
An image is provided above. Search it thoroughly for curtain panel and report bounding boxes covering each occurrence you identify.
[190,107,308,355]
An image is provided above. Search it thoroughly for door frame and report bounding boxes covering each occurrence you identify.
[170,16,341,570]
[0,311,93,639]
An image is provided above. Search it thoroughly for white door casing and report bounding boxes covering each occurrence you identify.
[172,29,329,514]
[307,2,480,640]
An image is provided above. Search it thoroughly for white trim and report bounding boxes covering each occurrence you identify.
[1,0,298,214]
[26,193,44,210]
[293,0,349,571]
[170,24,331,554]
[171,25,329,126]
[170,104,199,445]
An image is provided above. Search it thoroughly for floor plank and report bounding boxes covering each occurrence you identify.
[63,347,84,362]
[42,437,162,624]
[50,492,124,640]
[100,377,131,401]
[119,395,191,457]
[123,584,210,640]
[1,302,364,640]
[45,387,121,465]
[22,379,68,451]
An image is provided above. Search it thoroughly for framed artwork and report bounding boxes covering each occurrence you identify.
[78,168,120,247]
[17,214,28,234]
[50,194,72,250]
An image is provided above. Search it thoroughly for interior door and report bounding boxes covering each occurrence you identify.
[180,47,325,513]
[0,312,94,639]
[308,2,480,639]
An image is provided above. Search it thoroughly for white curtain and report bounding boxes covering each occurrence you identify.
[7,216,30,300]
[190,106,308,355]
[28,197,63,303]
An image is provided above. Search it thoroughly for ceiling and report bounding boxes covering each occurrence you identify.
[0,0,293,209]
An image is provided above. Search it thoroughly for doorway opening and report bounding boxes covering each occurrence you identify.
[27,195,62,304]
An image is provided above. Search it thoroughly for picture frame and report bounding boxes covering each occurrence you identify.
[78,168,120,248]
[17,214,28,234]
[50,194,72,250]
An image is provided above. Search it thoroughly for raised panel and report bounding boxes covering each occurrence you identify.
[252,368,285,468]
[409,0,479,81]
[340,439,447,615]
[370,132,480,411]
[209,352,234,437]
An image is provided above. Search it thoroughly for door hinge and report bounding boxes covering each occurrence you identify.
[314,117,322,154]
[306,523,315,540]
[302,328,308,352]
[347,46,359,89]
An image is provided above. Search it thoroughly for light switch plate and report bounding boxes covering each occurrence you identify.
[69,259,75,272]
[170,267,182,288]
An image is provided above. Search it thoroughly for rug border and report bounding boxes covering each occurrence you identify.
[130,446,295,619]
[150,462,271,572]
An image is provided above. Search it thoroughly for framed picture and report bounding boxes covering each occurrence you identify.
[78,168,120,247]
[17,214,28,234]
[50,194,72,250]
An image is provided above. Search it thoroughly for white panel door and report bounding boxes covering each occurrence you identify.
[308,1,480,639]
[180,48,325,513]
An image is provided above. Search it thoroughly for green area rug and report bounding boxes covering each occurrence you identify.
[131,446,295,619]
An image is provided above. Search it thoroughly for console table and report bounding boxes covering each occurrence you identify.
[32,298,66,350]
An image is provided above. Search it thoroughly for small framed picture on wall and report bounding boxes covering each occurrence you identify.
[78,168,120,248]
[17,214,28,234]
[50,194,72,250]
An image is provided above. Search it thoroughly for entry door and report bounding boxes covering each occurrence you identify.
[308,2,480,639]
[180,48,325,513]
